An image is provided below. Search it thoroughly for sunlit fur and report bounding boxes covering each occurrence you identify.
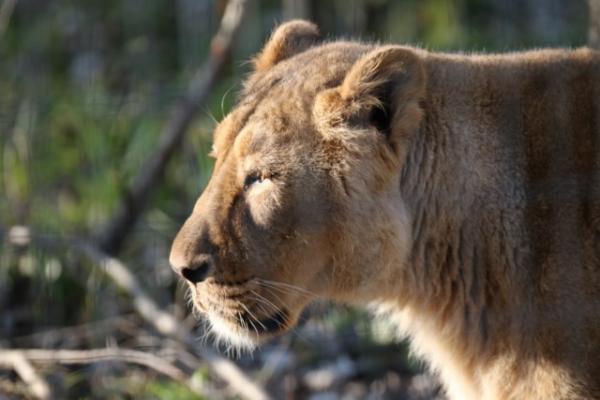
[170,20,600,399]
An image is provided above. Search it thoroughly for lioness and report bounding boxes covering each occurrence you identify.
[170,20,600,400]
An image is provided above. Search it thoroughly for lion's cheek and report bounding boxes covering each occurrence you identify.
[246,180,280,227]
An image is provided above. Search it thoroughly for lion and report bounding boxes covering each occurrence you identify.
[170,20,600,400]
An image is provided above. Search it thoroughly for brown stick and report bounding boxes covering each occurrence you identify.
[0,348,207,395]
[98,0,247,254]
[0,350,51,400]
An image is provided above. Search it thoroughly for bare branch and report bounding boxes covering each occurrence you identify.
[77,241,272,400]
[3,348,185,380]
[0,351,51,400]
[0,348,209,395]
[97,0,247,254]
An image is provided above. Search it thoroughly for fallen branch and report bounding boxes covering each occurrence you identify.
[78,241,272,400]
[1,348,187,380]
[0,347,210,395]
[98,0,247,254]
[0,350,51,400]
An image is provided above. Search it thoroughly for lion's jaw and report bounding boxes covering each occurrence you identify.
[188,278,311,350]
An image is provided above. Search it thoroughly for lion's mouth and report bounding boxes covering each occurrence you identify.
[191,284,292,339]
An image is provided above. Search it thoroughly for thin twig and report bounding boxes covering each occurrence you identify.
[98,0,247,254]
[0,350,51,400]
[0,348,199,393]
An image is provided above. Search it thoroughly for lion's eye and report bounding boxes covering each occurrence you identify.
[243,173,263,190]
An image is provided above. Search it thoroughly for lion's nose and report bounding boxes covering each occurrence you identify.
[170,214,219,284]
[170,254,214,284]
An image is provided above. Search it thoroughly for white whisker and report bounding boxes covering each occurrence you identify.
[249,290,296,327]
[239,302,265,341]
[254,278,318,298]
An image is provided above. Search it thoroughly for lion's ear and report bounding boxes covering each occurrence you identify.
[253,20,321,72]
[314,46,426,155]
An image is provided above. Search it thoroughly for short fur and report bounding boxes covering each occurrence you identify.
[170,20,600,399]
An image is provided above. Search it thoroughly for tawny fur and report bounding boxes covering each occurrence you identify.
[170,20,600,400]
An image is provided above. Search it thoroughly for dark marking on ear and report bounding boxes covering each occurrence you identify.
[319,46,426,156]
[369,85,394,136]
[368,69,416,137]
[369,106,390,135]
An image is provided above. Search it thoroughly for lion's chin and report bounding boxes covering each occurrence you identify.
[206,308,291,351]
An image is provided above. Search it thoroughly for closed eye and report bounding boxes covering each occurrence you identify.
[243,172,264,190]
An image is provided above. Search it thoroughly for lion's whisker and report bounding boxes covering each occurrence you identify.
[259,278,318,297]
[254,285,287,307]
[253,301,275,318]
[249,290,296,326]
[254,278,317,298]
[249,290,288,318]
[239,302,266,340]
[249,289,283,314]
[255,281,295,297]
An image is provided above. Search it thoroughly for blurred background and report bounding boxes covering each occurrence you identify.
[0,0,593,399]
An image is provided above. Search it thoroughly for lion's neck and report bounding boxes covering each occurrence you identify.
[386,66,527,398]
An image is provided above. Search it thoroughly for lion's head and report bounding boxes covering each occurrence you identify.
[169,20,426,349]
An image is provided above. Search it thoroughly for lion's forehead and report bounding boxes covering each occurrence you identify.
[212,43,372,162]
[218,102,310,163]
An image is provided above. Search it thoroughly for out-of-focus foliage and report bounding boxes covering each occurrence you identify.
[0,0,588,235]
[0,0,589,398]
